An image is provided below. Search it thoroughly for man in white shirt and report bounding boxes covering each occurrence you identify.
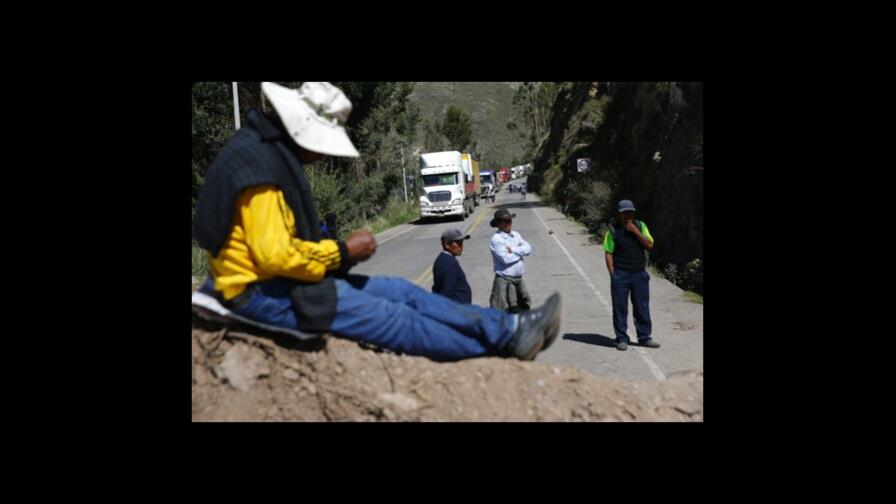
[489,208,533,313]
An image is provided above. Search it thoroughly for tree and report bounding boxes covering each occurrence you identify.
[512,82,559,155]
[441,105,473,152]
[422,118,446,152]
[191,81,422,232]
[192,82,236,217]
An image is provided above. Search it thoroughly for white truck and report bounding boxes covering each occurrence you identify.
[479,170,497,203]
[419,151,475,221]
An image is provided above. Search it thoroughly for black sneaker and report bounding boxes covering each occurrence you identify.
[537,293,562,352]
[507,293,562,360]
[616,341,628,351]
[639,339,661,348]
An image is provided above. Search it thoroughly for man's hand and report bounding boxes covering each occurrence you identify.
[345,229,377,263]
[622,219,654,250]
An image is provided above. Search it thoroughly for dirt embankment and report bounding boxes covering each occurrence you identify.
[191,318,703,422]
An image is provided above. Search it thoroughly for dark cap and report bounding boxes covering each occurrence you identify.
[441,228,471,243]
[489,209,516,227]
[617,199,636,212]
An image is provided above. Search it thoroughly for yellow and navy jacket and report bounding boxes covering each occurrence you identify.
[193,108,351,331]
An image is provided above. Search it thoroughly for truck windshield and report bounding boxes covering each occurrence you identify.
[480,175,493,185]
[423,173,458,187]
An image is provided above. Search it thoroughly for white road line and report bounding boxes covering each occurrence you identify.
[633,346,667,382]
[531,204,667,381]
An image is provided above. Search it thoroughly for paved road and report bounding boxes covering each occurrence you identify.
[352,178,704,382]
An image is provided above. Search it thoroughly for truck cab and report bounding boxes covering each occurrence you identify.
[479,170,496,203]
[419,151,474,221]
[497,167,510,184]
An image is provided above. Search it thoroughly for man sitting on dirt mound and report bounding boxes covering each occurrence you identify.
[193,82,561,362]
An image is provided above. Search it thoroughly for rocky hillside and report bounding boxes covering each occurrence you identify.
[528,82,703,293]
[192,319,703,422]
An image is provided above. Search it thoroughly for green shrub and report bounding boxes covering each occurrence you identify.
[682,258,703,293]
[684,291,703,304]
[578,179,613,233]
[538,163,563,203]
[662,262,679,285]
[656,258,703,298]
[343,197,419,237]
[192,242,209,277]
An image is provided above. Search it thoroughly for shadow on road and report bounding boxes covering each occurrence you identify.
[412,203,493,225]
[411,216,464,226]
[494,201,551,210]
[562,333,617,348]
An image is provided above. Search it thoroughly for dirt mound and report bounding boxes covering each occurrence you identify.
[191,321,703,422]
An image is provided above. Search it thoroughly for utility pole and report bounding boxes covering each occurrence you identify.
[401,142,407,202]
[232,82,241,130]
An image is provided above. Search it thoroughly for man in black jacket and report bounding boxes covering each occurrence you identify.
[432,228,472,304]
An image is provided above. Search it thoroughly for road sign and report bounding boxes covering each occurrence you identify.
[577,158,591,173]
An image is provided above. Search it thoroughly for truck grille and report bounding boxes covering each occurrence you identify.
[428,191,451,202]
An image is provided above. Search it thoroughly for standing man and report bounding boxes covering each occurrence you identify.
[489,209,532,314]
[603,199,660,351]
[432,228,472,304]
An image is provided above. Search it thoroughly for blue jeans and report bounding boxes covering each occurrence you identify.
[204,275,518,362]
[610,268,652,343]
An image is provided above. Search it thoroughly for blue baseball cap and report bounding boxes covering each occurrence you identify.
[617,200,636,212]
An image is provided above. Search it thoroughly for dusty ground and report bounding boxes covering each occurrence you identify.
[191,316,703,422]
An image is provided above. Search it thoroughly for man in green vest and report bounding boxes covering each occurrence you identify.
[603,199,661,351]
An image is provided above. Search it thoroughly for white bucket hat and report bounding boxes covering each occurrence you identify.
[261,81,360,158]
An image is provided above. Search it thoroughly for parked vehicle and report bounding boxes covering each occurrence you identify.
[419,151,475,221]
[497,167,510,184]
[461,153,481,207]
[480,170,496,203]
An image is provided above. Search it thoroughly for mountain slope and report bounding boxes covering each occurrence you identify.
[409,82,530,168]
